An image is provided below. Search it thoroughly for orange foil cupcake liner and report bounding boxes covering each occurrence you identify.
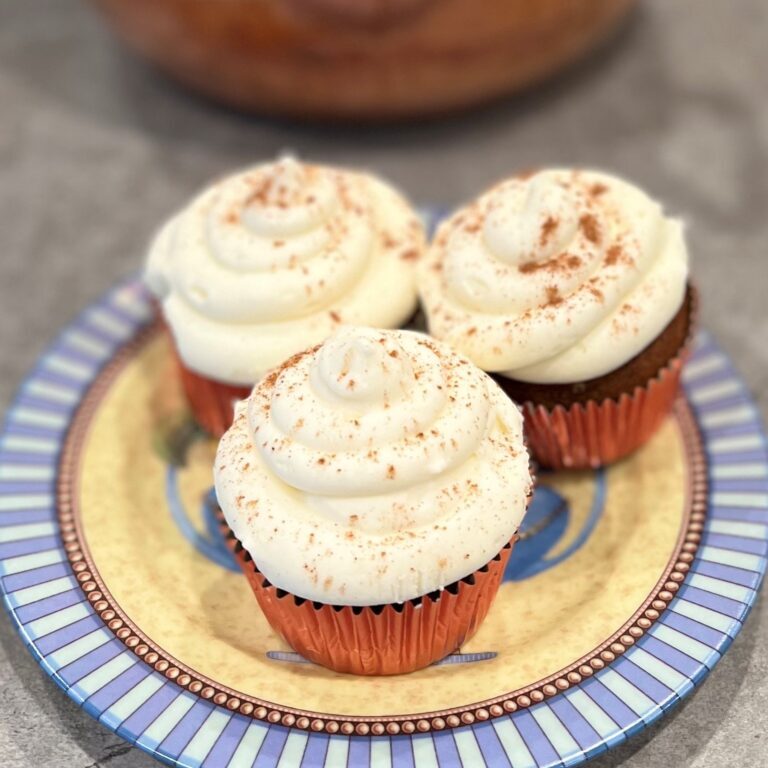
[220,516,514,676]
[174,351,251,438]
[523,345,693,470]
[157,315,250,437]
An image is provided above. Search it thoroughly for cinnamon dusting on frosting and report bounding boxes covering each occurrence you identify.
[605,244,623,266]
[214,327,530,606]
[418,168,689,384]
[539,216,559,246]
[545,286,564,307]
[579,214,601,244]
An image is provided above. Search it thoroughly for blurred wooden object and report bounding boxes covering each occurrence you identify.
[90,0,638,120]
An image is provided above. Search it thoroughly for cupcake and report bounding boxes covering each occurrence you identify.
[145,156,425,436]
[214,327,531,675]
[419,169,694,469]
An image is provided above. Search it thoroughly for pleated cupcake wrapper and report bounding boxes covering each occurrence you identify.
[219,513,514,676]
[523,361,684,469]
[157,320,250,437]
[175,355,251,438]
[523,289,698,470]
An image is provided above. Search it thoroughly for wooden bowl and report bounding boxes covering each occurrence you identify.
[90,0,638,120]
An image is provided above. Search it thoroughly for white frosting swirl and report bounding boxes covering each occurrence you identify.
[215,328,530,606]
[419,169,689,383]
[146,157,424,385]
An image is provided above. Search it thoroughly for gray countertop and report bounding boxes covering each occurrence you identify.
[1,1,766,766]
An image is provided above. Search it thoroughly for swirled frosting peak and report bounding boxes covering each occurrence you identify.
[419,169,689,383]
[215,327,530,606]
[145,157,424,385]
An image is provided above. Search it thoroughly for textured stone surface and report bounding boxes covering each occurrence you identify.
[0,0,766,765]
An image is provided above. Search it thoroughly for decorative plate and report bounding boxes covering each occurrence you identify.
[1,277,766,768]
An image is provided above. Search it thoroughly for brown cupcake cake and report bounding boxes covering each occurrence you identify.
[419,169,694,469]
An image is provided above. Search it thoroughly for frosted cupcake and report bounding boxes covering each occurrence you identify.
[145,157,425,436]
[215,327,530,675]
[419,169,694,469]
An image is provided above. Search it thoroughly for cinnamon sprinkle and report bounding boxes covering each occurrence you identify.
[545,286,564,306]
[579,214,601,244]
[519,253,582,274]
[539,216,559,246]
[245,175,277,207]
[605,244,623,266]
[261,345,318,391]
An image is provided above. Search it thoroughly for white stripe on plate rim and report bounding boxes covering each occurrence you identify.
[707,519,768,540]
[48,627,112,671]
[0,465,56,481]
[598,669,655,720]
[43,354,94,381]
[369,736,392,768]
[700,405,756,430]
[25,602,91,640]
[530,704,581,762]
[0,548,65,576]
[62,329,111,359]
[648,624,720,666]
[87,306,137,335]
[687,379,741,405]
[683,354,726,381]
[23,379,80,406]
[563,688,618,741]
[711,491,768,509]
[227,723,272,768]
[709,434,765,454]
[452,729,484,768]
[225,723,271,768]
[0,493,53,512]
[10,407,67,430]
[107,288,150,321]
[180,708,232,767]
[711,463,768,480]
[0,548,64,577]
[698,545,765,573]
[491,717,537,768]
[626,648,688,692]
[71,653,138,701]
[98,673,165,729]
[139,692,197,751]
[275,729,309,768]
[670,597,739,635]
[688,572,752,603]
[0,434,59,454]
[7,575,76,608]
[410,734,439,768]
[0,521,56,543]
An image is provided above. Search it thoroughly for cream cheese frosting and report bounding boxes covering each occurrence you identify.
[145,157,424,385]
[214,327,530,606]
[419,169,689,383]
